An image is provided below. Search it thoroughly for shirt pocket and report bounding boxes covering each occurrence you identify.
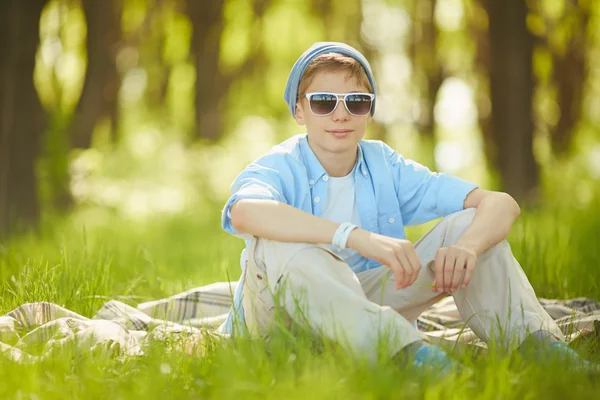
[377,212,404,238]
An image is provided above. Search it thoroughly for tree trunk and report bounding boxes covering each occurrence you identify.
[0,0,48,238]
[186,0,226,142]
[70,0,122,149]
[485,0,538,202]
[410,0,443,168]
[470,1,500,182]
[550,6,589,157]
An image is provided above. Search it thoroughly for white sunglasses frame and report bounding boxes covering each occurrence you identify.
[304,92,375,117]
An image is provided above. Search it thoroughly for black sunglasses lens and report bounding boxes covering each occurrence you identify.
[309,94,338,115]
[346,94,373,115]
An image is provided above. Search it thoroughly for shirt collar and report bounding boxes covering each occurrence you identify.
[299,134,366,184]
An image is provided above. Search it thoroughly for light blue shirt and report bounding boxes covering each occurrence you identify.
[219,134,478,335]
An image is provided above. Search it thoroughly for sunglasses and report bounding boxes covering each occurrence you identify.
[304,92,375,117]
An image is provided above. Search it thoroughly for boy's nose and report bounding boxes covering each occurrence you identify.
[331,96,350,120]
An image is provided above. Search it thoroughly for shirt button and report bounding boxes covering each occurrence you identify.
[309,179,315,185]
[314,196,320,203]
[362,169,367,176]
[388,217,395,223]
[323,175,329,181]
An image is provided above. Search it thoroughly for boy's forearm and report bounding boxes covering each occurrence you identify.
[455,194,521,256]
[230,199,339,244]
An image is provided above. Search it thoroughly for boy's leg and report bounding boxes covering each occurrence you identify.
[358,208,564,351]
[242,237,425,363]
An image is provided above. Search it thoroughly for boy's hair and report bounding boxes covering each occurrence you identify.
[297,52,374,96]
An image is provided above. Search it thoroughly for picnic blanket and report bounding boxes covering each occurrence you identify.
[1,281,599,363]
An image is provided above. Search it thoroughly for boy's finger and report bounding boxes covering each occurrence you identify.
[443,255,456,292]
[395,271,405,289]
[406,250,421,285]
[462,257,477,288]
[434,249,446,292]
[396,252,412,288]
[390,260,405,289]
[450,254,467,292]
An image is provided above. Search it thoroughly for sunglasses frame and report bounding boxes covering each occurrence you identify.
[304,92,375,117]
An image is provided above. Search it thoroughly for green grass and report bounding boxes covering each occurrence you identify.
[1,194,600,399]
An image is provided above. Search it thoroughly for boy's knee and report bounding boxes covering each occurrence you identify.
[447,208,476,226]
[440,208,476,240]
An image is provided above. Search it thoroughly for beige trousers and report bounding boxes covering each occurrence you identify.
[241,209,564,362]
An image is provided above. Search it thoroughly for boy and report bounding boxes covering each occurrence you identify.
[219,42,590,373]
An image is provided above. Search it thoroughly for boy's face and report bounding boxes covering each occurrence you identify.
[295,70,372,158]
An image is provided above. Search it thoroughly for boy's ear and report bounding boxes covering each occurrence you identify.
[294,101,306,126]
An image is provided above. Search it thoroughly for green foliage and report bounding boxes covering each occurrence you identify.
[1,186,600,397]
[3,0,599,395]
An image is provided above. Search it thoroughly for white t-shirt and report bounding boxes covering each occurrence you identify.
[321,167,362,267]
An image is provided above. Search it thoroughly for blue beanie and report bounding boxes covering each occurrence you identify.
[283,42,377,118]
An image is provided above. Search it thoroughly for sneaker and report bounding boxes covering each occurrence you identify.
[547,341,600,377]
[394,343,462,379]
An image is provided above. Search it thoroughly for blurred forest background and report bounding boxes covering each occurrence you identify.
[2,4,600,396]
[1,0,599,240]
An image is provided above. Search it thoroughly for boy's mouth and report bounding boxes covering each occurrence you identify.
[326,129,353,138]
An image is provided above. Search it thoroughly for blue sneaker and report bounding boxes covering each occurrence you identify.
[547,341,600,377]
[411,344,461,378]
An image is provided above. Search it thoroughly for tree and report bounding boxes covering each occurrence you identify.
[409,0,443,168]
[0,0,48,238]
[69,0,123,150]
[546,2,590,157]
[484,0,539,201]
[185,0,226,142]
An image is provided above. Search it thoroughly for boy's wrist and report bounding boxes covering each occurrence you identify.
[454,240,485,257]
[346,228,367,250]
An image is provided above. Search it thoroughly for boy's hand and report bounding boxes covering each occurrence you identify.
[431,245,478,293]
[347,229,421,289]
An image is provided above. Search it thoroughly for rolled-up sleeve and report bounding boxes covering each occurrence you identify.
[221,159,288,238]
[387,147,479,226]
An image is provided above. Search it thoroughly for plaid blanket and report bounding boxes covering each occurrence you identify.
[1,282,599,363]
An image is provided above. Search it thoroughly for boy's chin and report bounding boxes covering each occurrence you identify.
[325,136,361,152]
